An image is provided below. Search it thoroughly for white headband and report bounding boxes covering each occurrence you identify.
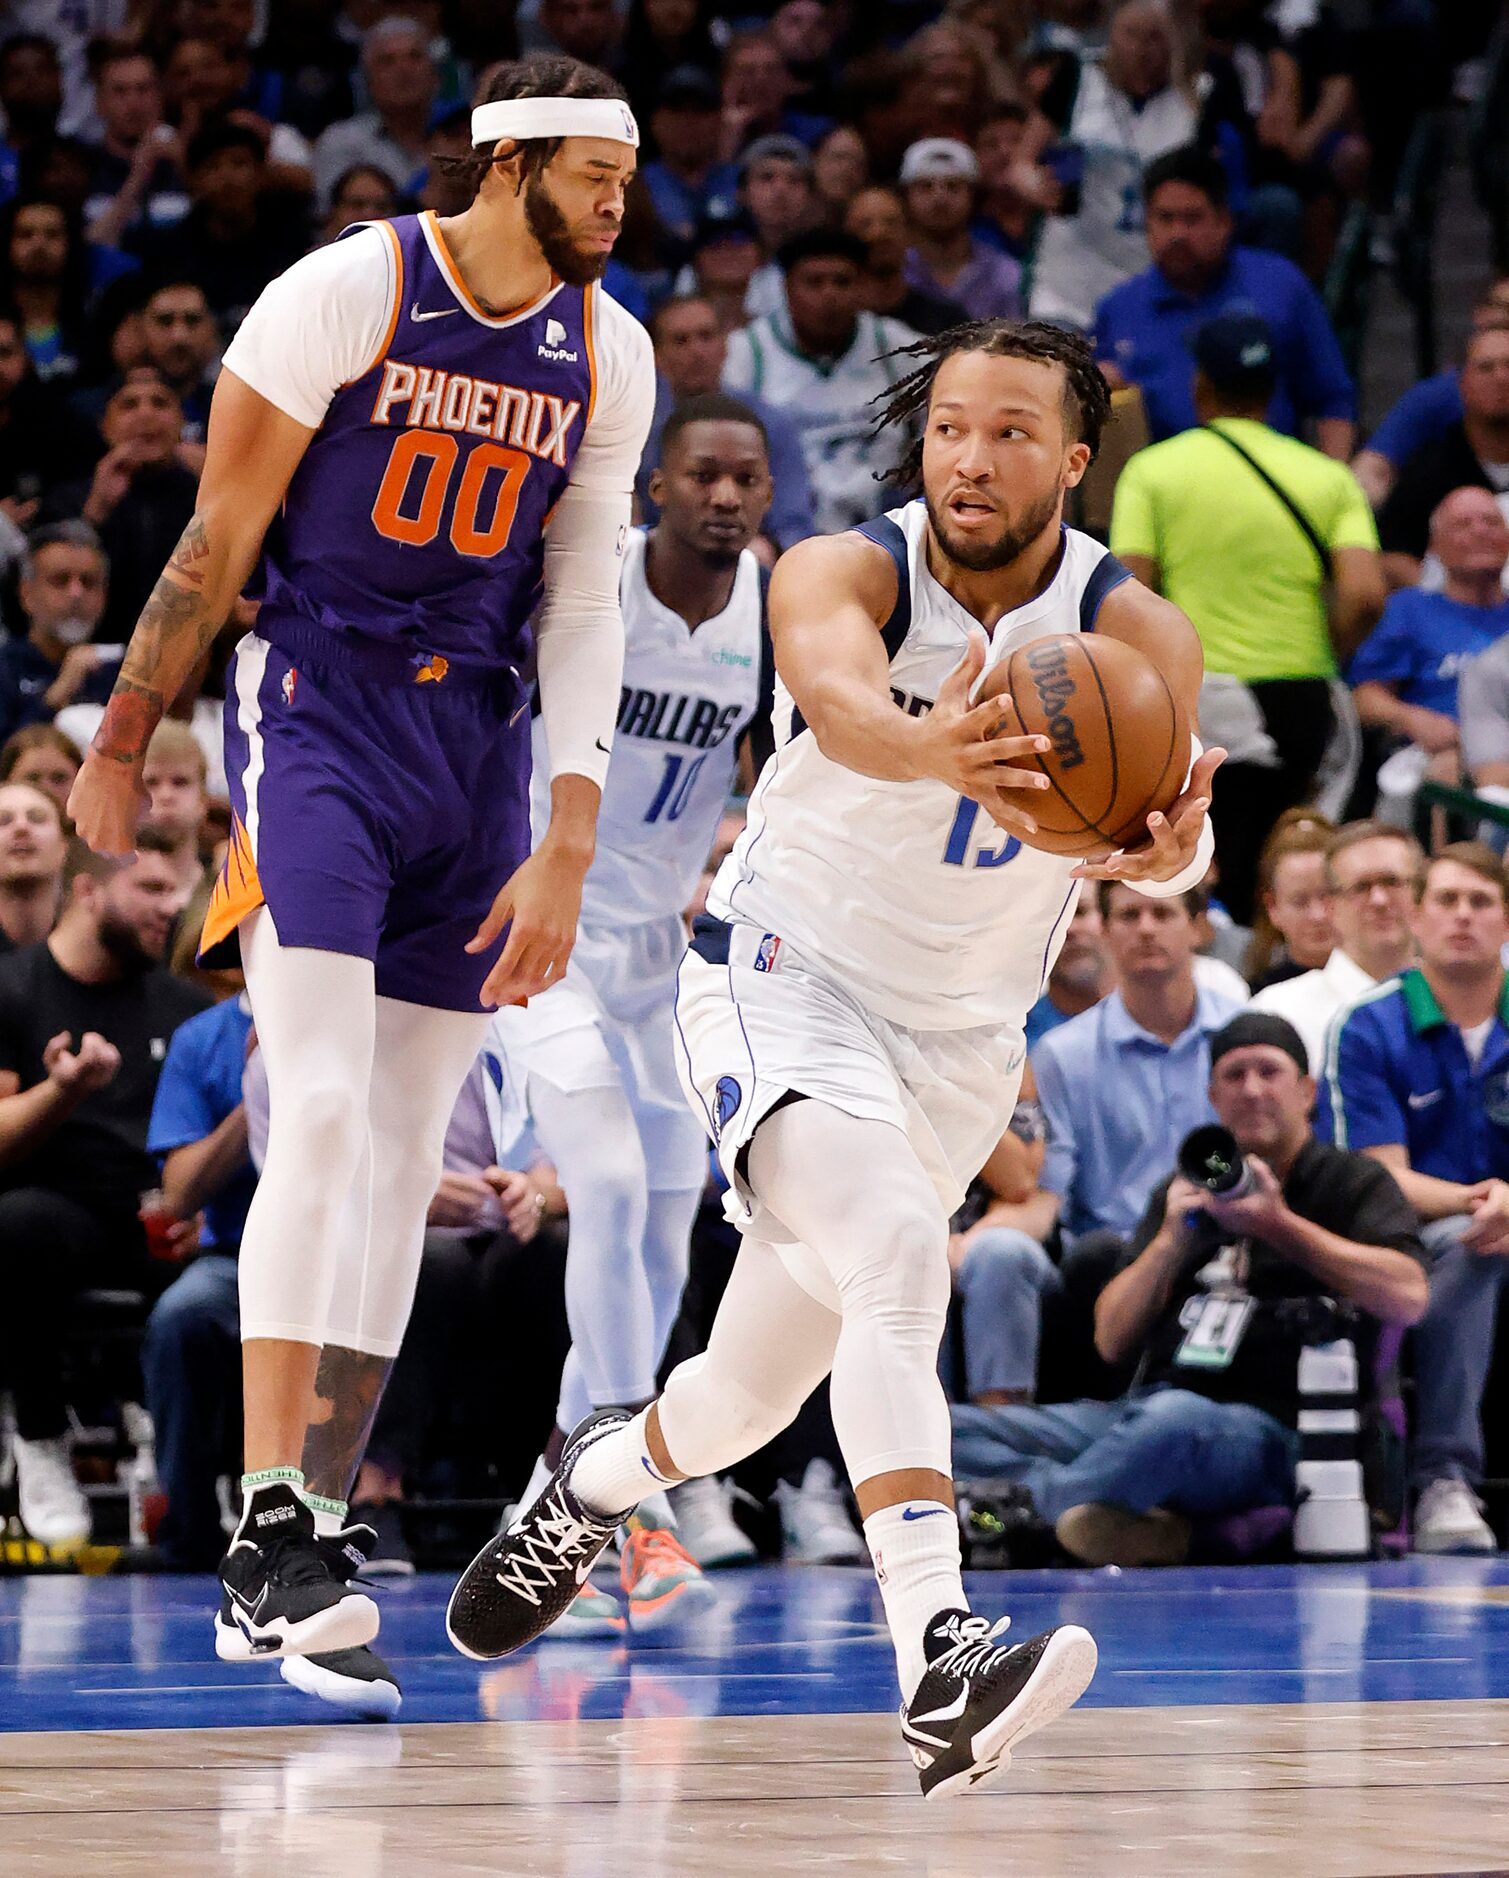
[471,96,639,151]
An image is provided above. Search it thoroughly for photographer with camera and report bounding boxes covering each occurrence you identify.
[952,1013,1428,1568]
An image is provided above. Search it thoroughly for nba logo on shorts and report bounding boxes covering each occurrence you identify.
[282,667,297,706]
[714,1075,741,1139]
[754,933,781,973]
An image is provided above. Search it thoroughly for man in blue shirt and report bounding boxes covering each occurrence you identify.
[1350,281,1509,506]
[637,293,814,553]
[1094,145,1355,455]
[1326,844,1509,1556]
[0,522,115,744]
[141,990,255,1569]
[639,66,739,254]
[1035,883,1247,1244]
[1351,488,1509,761]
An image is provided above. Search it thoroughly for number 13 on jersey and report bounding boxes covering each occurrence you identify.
[942,796,1021,869]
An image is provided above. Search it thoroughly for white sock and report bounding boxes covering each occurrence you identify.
[569,1409,673,1520]
[520,1452,552,1510]
[863,1501,967,1703]
[310,1504,348,1539]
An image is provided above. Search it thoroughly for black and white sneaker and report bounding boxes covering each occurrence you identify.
[275,1517,403,1716]
[446,1411,634,1661]
[214,1483,380,1664]
[281,1646,402,1719]
[900,1609,1098,1800]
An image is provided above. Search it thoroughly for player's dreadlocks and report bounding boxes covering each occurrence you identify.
[432,54,629,197]
[874,320,1114,490]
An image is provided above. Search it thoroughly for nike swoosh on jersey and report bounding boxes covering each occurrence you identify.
[595,737,612,754]
[410,302,458,322]
[1407,1090,1445,1109]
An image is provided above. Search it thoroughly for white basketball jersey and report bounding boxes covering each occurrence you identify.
[1030,64,1196,328]
[706,500,1132,1032]
[531,526,767,927]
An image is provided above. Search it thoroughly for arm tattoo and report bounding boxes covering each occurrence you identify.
[301,1346,396,1502]
[89,517,225,767]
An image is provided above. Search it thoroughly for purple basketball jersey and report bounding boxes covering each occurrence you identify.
[253,211,597,672]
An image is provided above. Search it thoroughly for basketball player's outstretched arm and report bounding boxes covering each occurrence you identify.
[768,534,1055,823]
[68,373,316,854]
[1071,581,1226,888]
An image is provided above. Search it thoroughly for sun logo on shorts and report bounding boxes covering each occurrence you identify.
[282,667,297,706]
[714,1075,742,1139]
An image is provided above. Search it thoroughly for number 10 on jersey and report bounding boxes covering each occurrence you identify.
[645,752,707,824]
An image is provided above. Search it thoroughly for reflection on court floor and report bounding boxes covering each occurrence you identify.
[2,1559,1508,1874]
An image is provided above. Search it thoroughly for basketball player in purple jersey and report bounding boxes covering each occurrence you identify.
[68,57,654,1703]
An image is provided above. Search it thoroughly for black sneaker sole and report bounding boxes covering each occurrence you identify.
[921,1625,1098,1801]
[213,1589,381,1663]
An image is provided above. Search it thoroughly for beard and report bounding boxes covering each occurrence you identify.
[924,483,1062,573]
[98,911,161,973]
[524,172,611,287]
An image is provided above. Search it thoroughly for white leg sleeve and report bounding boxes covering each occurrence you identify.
[641,1184,701,1360]
[238,910,376,1346]
[551,1182,701,1433]
[746,1100,954,1489]
[654,1234,840,1480]
[528,1075,657,1406]
[321,995,489,1358]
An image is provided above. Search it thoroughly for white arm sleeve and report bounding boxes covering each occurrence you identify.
[1130,735,1215,900]
[534,289,656,789]
[220,225,395,429]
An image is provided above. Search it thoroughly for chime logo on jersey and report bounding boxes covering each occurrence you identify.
[713,1075,742,1138]
[754,934,781,973]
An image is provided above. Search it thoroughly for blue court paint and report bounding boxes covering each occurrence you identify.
[1,1558,1507,1733]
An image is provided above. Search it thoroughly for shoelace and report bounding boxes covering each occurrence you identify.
[620,1526,694,1588]
[261,1532,341,1589]
[930,1614,1014,1682]
[494,1488,612,1606]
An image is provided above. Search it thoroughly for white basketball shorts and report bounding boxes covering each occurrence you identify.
[487,912,707,1191]
[674,913,1025,1245]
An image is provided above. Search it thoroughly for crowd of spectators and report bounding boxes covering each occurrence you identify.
[0,0,1507,1580]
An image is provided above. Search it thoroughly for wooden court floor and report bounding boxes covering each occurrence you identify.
[4,1559,1509,1875]
[4,1702,1509,1875]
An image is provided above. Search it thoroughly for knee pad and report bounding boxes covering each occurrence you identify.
[266,1072,366,1176]
[656,1353,799,1479]
[832,1207,950,1331]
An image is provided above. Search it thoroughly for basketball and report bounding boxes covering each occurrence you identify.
[980,633,1190,858]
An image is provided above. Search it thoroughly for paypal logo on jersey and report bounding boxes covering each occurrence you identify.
[538,316,579,363]
[713,1076,742,1139]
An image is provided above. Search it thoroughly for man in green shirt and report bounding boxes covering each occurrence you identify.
[1110,313,1386,923]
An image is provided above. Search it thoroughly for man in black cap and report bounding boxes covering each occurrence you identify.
[1109,310,1386,923]
[952,1012,1429,1567]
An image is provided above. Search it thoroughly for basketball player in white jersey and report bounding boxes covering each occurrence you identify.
[483,393,772,1634]
[449,321,1224,1799]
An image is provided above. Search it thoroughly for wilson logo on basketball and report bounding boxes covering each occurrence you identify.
[1024,641,1086,771]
